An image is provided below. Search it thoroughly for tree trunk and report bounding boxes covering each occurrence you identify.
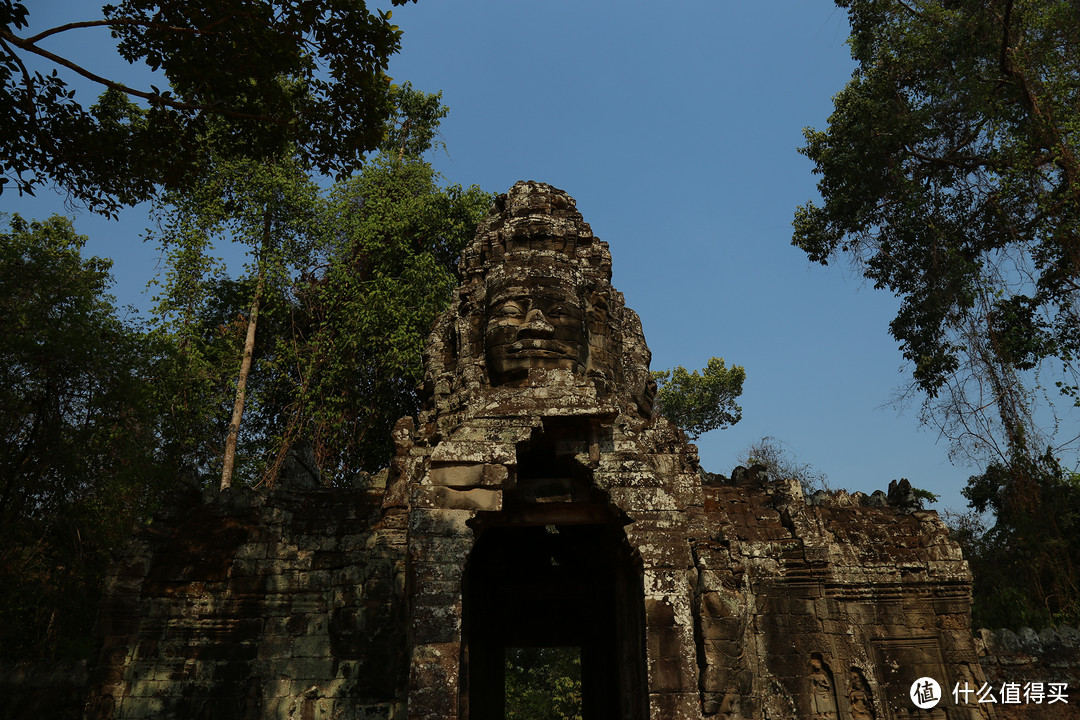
[220,216,270,490]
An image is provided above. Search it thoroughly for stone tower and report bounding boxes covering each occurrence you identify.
[387,180,703,719]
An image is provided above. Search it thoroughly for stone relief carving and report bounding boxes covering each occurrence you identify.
[484,274,589,384]
[956,662,992,720]
[848,668,876,720]
[420,180,658,433]
[809,654,839,720]
[718,688,744,719]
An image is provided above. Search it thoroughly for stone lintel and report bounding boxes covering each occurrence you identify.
[427,463,507,489]
[413,486,502,513]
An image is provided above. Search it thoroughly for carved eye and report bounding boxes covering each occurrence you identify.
[494,302,525,317]
[546,305,574,319]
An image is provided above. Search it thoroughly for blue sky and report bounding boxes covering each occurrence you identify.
[1,1,982,510]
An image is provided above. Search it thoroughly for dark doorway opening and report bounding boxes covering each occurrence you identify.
[463,519,648,720]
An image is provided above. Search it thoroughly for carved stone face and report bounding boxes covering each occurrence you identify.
[485,275,589,384]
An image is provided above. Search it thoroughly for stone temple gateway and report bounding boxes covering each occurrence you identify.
[86,181,1008,719]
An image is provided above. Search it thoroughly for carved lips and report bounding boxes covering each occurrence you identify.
[505,337,578,359]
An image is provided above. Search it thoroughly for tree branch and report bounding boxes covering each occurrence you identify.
[25,18,222,44]
[894,0,924,19]
[0,35,58,178]
[0,27,288,123]
[997,0,1080,183]
[28,15,311,49]
[907,149,1001,170]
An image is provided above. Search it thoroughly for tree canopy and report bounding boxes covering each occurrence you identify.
[954,450,1080,627]
[150,146,324,489]
[0,0,416,214]
[796,0,1080,626]
[147,84,490,487]
[287,156,490,479]
[793,0,1080,466]
[0,214,174,659]
[652,357,745,440]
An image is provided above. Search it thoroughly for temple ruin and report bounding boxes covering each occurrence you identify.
[73,181,1079,719]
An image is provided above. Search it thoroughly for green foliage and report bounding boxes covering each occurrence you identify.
[909,485,940,505]
[381,82,450,159]
[956,450,1080,627]
[0,214,173,659]
[0,0,417,214]
[148,86,490,485]
[652,357,745,440]
[152,151,324,292]
[148,145,325,487]
[794,0,1080,465]
[281,157,490,479]
[505,647,582,720]
[151,272,297,485]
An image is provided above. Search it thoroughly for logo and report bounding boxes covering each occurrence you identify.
[911,677,941,709]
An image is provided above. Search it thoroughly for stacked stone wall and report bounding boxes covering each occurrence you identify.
[84,484,408,720]
[693,475,986,719]
[0,661,88,720]
[977,626,1080,719]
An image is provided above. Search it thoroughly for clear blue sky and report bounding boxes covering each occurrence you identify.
[1,1,980,511]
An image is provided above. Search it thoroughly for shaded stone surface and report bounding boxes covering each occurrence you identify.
[0,661,89,720]
[54,181,1076,719]
[83,485,408,720]
[976,627,1080,720]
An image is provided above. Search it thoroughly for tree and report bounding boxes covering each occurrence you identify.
[793,0,1080,469]
[150,147,323,490]
[280,156,490,480]
[380,81,449,160]
[652,357,745,440]
[954,450,1080,627]
[149,84,490,487]
[794,0,1080,626]
[272,84,489,481]
[0,0,416,214]
[0,214,173,659]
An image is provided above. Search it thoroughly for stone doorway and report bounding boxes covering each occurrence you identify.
[462,517,649,720]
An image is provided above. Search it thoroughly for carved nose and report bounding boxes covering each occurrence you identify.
[519,309,554,338]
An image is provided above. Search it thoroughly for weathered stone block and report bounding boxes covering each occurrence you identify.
[428,463,484,488]
[286,657,335,682]
[410,603,461,644]
[648,691,700,720]
[427,463,508,489]
[646,625,684,659]
[407,508,474,538]
[408,534,472,561]
[410,561,464,587]
[414,486,501,512]
[297,570,332,592]
[429,440,514,465]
